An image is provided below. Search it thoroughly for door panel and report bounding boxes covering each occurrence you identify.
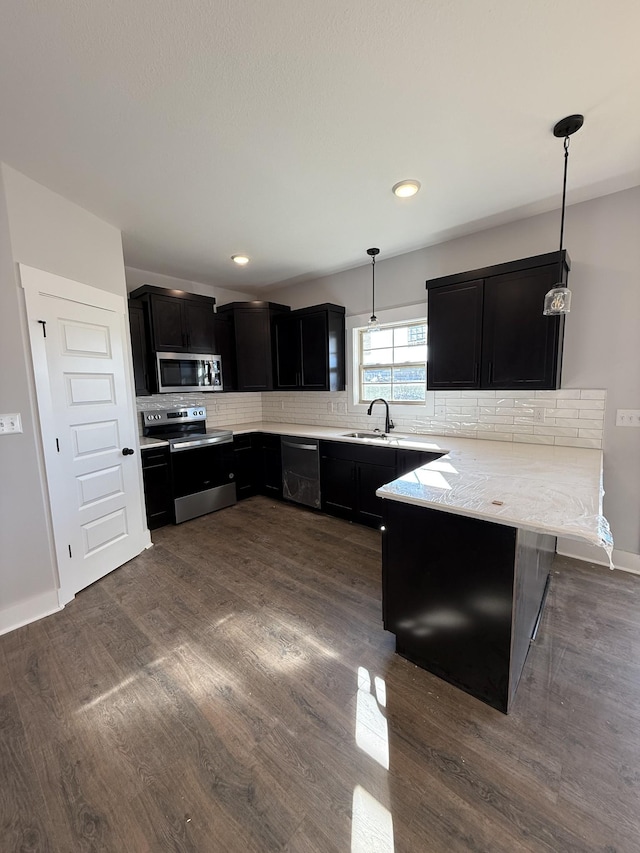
[21,265,149,606]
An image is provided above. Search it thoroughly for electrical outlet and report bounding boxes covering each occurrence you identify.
[616,409,640,427]
[0,413,23,434]
[335,401,347,414]
[327,402,334,413]
[533,407,546,424]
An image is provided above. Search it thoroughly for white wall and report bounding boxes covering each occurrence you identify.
[0,164,133,633]
[125,265,253,305]
[266,187,640,558]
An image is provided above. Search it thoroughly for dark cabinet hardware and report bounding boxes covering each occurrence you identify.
[122,447,135,456]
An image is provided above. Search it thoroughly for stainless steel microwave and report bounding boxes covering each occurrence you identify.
[156,352,223,393]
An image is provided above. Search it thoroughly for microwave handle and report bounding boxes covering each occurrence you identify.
[207,361,213,386]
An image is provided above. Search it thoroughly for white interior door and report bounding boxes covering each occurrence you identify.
[21,265,150,605]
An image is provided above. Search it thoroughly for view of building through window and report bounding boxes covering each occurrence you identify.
[358,321,427,403]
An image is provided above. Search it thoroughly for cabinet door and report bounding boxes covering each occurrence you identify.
[320,454,356,519]
[141,448,173,529]
[356,461,397,527]
[274,314,300,388]
[185,301,216,353]
[128,303,152,395]
[482,265,563,389]
[258,434,282,498]
[235,309,275,390]
[233,434,257,500]
[427,281,483,389]
[299,312,328,389]
[213,314,237,390]
[150,295,188,351]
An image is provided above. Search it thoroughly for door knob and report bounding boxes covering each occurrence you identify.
[122,447,135,456]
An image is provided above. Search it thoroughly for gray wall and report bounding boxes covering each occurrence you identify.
[0,164,131,632]
[266,186,640,557]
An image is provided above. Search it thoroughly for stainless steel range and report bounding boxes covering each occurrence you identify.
[142,407,236,523]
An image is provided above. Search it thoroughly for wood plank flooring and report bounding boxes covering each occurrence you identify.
[1,496,639,852]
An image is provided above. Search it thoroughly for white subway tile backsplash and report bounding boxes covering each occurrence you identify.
[517,434,555,445]
[136,387,606,449]
[557,398,605,409]
[578,409,605,420]
[556,437,602,448]
[534,425,579,437]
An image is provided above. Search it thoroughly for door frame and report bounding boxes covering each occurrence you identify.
[20,264,151,607]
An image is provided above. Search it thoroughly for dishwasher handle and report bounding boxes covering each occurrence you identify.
[281,440,318,451]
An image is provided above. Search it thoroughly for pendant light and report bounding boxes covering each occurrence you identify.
[543,114,584,316]
[367,247,380,330]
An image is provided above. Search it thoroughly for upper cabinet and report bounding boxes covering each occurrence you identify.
[426,251,570,391]
[274,304,346,392]
[217,301,290,391]
[129,285,217,354]
[128,301,152,395]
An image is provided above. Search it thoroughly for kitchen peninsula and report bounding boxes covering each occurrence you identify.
[376,438,611,712]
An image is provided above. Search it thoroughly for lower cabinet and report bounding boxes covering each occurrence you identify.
[258,433,283,499]
[233,433,257,500]
[141,446,173,529]
[320,441,444,528]
[232,433,283,500]
[320,441,397,528]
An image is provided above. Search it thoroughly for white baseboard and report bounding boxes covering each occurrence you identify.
[0,589,63,637]
[556,538,640,575]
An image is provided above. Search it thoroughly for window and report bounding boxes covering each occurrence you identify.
[358,320,427,404]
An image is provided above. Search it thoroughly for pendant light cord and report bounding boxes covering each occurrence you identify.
[558,135,570,281]
[371,253,376,320]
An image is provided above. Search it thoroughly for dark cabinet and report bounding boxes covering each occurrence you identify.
[141,446,173,529]
[128,302,152,395]
[258,433,283,498]
[129,285,218,355]
[274,304,346,391]
[426,251,569,391]
[427,280,483,389]
[233,433,257,500]
[320,441,397,528]
[217,302,290,391]
[320,441,444,528]
[233,432,283,499]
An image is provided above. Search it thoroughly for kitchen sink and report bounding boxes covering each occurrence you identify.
[342,432,388,440]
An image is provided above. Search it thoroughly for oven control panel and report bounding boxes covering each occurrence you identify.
[142,407,207,425]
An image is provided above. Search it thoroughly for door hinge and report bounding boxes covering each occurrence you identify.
[38,320,47,338]
[68,545,72,558]
[56,438,60,452]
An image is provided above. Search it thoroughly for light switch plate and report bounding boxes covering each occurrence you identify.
[0,413,23,433]
[615,409,640,427]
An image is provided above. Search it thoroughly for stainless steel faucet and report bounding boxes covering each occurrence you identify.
[367,398,394,434]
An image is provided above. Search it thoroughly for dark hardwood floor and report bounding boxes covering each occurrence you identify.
[2,496,639,852]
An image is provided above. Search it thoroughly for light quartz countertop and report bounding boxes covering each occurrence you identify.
[138,420,612,558]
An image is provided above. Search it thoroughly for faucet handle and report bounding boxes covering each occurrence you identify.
[388,419,395,431]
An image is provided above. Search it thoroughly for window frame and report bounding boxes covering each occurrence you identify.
[346,304,434,419]
[357,320,427,405]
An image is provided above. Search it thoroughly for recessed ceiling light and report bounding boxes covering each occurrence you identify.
[392,180,421,198]
[231,254,250,266]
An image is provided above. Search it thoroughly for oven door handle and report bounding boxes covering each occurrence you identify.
[171,436,231,451]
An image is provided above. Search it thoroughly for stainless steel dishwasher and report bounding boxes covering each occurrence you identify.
[281,436,321,509]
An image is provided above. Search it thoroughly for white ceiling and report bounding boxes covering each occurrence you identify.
[1,1,638,292]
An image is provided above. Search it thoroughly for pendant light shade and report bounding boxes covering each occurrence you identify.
[543,114,583,316]
[367,247,380,330]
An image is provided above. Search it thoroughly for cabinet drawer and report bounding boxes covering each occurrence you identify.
[320,439,397,467]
